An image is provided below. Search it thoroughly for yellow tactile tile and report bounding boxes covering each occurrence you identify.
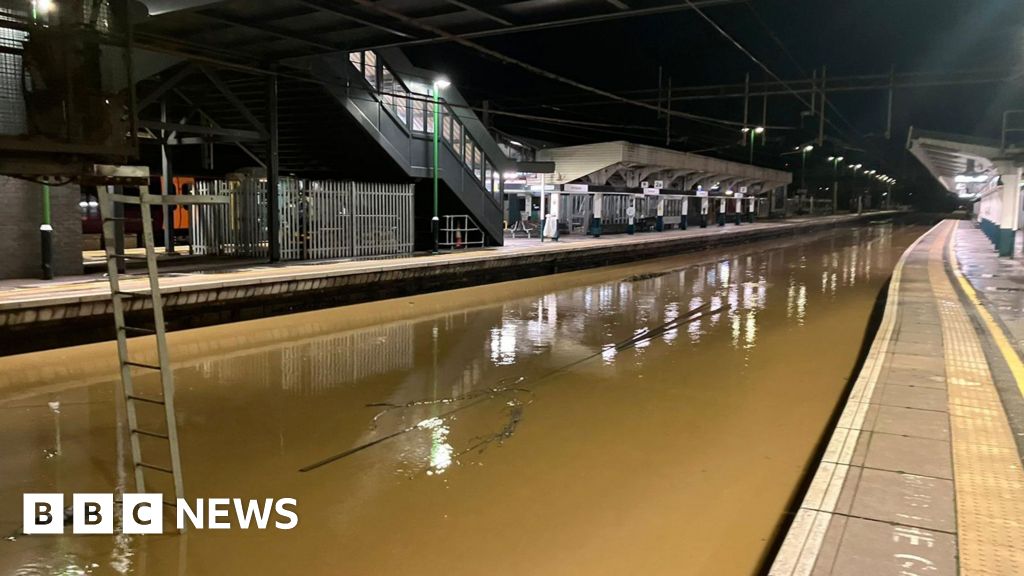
[928,221,1024,575]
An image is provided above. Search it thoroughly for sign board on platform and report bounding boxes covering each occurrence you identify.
[563,183,589,192]
[696,190,709,197]
[653,180,665,189]
[643,188,660,196]
[739,186,748,195]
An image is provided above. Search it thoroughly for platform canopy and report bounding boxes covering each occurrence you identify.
[133,0,749,68]
[536,140,792,193]
[906,127,1011,197]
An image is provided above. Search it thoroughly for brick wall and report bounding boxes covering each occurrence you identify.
[0,176,83,279]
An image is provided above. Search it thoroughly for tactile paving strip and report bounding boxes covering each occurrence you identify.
[930,222,1024,575]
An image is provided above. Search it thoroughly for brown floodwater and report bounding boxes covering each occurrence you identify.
[0,224,925,576]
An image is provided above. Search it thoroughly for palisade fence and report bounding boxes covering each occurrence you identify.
[191,178,414,261]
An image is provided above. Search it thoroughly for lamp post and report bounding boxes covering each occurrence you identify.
[827,155,844,214]
[848,163,863,212]
[743,126,765,164]
[431,78,450,255]
[800,144,814,194]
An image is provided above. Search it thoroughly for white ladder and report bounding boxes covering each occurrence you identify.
[98,186,189,523]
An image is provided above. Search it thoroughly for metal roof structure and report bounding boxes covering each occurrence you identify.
[906,127,1019,195]
[537,140,792,191]
[134,0,747,71]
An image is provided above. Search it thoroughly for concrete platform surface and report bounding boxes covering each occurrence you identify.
[0,214,877,309]
[770,220,1024,576]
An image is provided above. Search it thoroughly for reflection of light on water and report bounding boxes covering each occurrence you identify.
[796,284,808,324]
[663,302,679,344]
[489,324,518,366]
[417,417,453,476]
[633,327,651,350]
[709,296,723,326]
[601,345,617,364]
[688,297,703,342]
[745,312,757,348]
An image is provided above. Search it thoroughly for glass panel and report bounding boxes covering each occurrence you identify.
[464,138,474,168]
[485,163,493,192]
[411,95,425,131]
[394,86,408,125]
[348,51,361,73]
[473,147,483,180]
[380,65,396,109]
[452,122,463,158]
[363,51,377,89]
[441,109,452,144]
[424,97,435,134]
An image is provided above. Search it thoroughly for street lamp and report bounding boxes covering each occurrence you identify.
[827,155,844,214]
[800,145,814,192]
[742,126,765,164]
[431,77,450,255]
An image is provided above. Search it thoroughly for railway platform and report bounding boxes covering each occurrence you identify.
[770,220,1024,575]
[0,212,897,355]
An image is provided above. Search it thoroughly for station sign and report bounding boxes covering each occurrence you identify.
[739,186,748,195]
[696,190,709,197]
[643,188,660,196]
[563,183,589,192]
[653,180,665,189]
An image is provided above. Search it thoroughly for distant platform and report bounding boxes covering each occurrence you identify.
[770,220,1024,576]
[0,212,899,355]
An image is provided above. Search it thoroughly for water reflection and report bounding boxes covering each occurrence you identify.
[0,224,924,576]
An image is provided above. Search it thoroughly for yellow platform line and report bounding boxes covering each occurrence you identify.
[947,225,1024,399]
[930,221,1024,575]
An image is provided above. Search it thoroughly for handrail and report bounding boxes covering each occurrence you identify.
[345,49,503,212]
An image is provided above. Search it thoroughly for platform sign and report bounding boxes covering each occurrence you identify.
[653,180,665,189]
[643,188,660,196]
[640,181,649,188]
[740,186,748,195]
[696,190,709,197]
[736,192,744,198]
[564,183,589,192]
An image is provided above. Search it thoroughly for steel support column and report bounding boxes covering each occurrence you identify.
[266,72,281,262]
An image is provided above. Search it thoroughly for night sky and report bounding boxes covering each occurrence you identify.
[404,0,1023,206]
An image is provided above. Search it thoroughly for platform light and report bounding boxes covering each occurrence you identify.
[34,0,54,14]
[433,78,451,89]
[954,174,989,183]
[803,145,814,152]
[754,126,765,134]
[509,140,523,147]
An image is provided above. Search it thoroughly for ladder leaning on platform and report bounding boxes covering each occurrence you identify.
[98,186,228,530]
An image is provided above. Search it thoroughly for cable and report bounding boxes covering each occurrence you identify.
[741,0,864,141]
[348,0,743,132]
[682,0,861,145]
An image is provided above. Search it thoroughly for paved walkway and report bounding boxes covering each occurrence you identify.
[771,220,1024,575]
[0,214,874,310]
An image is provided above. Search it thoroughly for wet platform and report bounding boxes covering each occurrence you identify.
[0,212,895,354]
[770,220,1024,575]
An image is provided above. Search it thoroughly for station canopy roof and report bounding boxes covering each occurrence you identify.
[134,0,747,69]
[536,141,793,192]
[906,127,1010,195]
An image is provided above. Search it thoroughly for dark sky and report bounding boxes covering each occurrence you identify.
[404,0,1023,181]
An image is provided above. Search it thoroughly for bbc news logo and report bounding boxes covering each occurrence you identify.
[23,494,298,534]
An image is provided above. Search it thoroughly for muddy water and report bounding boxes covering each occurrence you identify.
[0,224,925,576]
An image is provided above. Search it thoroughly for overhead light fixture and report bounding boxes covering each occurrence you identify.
[509,140,523,147]
[803,145,814,152]
[754,126,765,134]
[433,78,451,89]
[34,0,54,14]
